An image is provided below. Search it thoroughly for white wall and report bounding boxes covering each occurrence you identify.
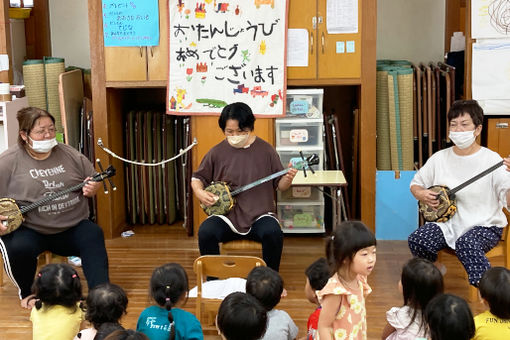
[49,0,90,68]
[377,0,445,64]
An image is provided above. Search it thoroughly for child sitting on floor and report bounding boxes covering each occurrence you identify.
[246,266,298,340]
[216,292,267,340]
[473,266,510,340]
[304,257,330,340]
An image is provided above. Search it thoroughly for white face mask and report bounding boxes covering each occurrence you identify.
[227,134,250,148]
[28,136,58,153]
[449,130,476,149]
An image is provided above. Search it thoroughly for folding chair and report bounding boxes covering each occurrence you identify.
[192,255,266,329]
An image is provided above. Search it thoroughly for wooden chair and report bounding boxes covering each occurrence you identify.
[439,215,509,302]
[220,239,262,253]
[192,255,266,330]
[1,251,59,287]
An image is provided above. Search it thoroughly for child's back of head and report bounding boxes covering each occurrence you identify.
[149,263,189,339]
[31,263,83,310]
[246,266,283,311]
[479,266,510,319]
[425,293,475,340]
[104,329,149,340]
[217,292,267,340]
[304,257,330,304]
[86,283,128,329]
[326,220,376,273]
[94,322,125,340]
[401,258,444,332]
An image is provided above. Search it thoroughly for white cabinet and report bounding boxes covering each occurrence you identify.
[0,97,29,153]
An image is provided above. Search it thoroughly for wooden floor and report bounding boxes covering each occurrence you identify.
[0,223,494,340]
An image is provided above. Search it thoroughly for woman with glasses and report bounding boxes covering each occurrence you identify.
[0,107,109,308]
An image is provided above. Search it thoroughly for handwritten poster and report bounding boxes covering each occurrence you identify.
[472,0,510,38]
[167,0,288,116]
[102,0,160,47]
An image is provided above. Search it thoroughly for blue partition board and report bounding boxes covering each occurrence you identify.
[376,171,419,240]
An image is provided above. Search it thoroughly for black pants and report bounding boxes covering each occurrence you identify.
[0,219,109,298]
[198,215,284,271]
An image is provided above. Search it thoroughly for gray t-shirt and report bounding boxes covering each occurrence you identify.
[192,137,284,233]
[0,143,95,234]
[260,309,298,340]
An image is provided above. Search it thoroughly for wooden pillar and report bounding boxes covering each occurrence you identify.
[0,0,12,82]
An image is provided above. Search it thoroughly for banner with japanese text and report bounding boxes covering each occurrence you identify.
[167,0,288,116]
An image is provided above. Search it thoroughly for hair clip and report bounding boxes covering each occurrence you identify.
[165,285,170,289]
[165,297,170,301]
[72,274,77,278]
[37,273,42,277]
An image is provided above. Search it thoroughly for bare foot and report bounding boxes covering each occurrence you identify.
[20,294,37,309]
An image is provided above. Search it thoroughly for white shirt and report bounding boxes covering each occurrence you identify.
[385,306,427,340]
[411,147,510,248]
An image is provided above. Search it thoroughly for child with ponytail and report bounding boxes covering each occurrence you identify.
[30,263,85,340]
[136,263,203,340]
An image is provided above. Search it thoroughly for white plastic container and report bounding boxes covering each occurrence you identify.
[285,88,324,118]
[277,201,325,233]
[275,118,323,148]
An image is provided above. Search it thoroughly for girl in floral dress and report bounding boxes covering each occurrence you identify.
[317,221,377,340]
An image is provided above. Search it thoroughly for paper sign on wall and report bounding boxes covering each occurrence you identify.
[167,0,288,116]
[102,0,160,47]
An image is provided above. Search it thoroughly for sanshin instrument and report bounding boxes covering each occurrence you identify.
[0,166,116,236]
[201,153,320,216]
[419,160,504,222]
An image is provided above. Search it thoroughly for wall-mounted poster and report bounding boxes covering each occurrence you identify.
[167,0,288,116]
[102,0,160,47]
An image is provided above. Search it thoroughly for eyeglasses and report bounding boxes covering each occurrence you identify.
[30,127,56,137]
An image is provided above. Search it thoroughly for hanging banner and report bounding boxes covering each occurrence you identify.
[167,0,288,116]
[102,0,160,47]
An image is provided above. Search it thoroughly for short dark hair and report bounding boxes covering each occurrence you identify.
[16,106,56,145]
[31,263,83,311]
[447,100,483,127]
[217,292,267,340]
[425,294,475,340]
[305,258,330,291]
[94,322,125,340]
[326,221,376,273]
[218,102,255,131]
[401,258,444,333]
[479,266,510,319]
[85,283,128,329]
[246,266,283,311]
[104,329,149,340]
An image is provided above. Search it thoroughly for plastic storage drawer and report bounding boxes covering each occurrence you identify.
[277,149,323,170]
[285,89,324,118]
[277,202,325,233]
[278,186,323,202]
[275,118,323,148]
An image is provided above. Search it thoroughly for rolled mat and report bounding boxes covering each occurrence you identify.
[376,67,391,170]
[397,68,414,170]
[387,70,403,170]
[44,57,65,133]
[22,59,47,110]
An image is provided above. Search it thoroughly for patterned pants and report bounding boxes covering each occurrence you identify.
[408,223,502,286]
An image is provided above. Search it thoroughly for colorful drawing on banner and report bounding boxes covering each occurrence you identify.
[168,0,288,116]
[102,0,160,47]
